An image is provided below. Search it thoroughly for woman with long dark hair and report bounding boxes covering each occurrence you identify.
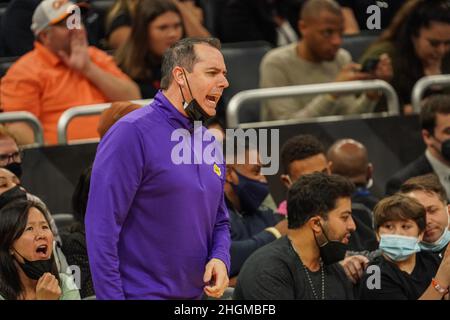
[115,0,184,98]
[360,0,450,113]
[0,199,80,300]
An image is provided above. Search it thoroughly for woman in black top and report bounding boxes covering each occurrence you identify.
[60,166,94,299]
[114,0,183,98]
[359,194,450,300]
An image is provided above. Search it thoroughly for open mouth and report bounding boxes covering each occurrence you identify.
[342,234,351,244]
[206,95,219,104]
[35,245,48,257]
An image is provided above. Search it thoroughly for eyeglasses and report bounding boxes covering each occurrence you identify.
[0,150,23,165]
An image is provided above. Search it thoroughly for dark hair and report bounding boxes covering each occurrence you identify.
[287,172,355,229]
[420,94,450,134]
[281,134,325,174]
[71,166,92,227]
[0,199,59,300]
[374,194,427,232]
[375,0,450,105]
[400,173,448,204]
[115,0,182,81]
[160,37,221,89]
[300,0,341,20]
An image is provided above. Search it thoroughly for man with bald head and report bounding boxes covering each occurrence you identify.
[260,0,392,121]
[327,138,378,211]
[327,138,378,252]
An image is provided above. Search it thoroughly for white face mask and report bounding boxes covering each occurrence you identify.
[420,206,450,252]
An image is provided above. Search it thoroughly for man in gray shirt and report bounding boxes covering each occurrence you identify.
[260,0,392,121]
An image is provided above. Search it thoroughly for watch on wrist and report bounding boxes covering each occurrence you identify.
[432,278,449,295]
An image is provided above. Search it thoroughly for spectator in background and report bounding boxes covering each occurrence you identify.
[0,167,69,274]
[327,138,378,251]
[0,126,23,178]
[105,0,210,50]
[278,134,331,215]
[60,166,94,299]
[0,0,101,57]
[400,174,450,258]
[337,0,406,35]
[97,101,141,138]
[360,0,450,113]
[104,0,139,50]
[279,135,377,253]
[0,0,141,145]
[205,116,226,142]
[115,0,183,98]
[234,173,356,300]
[219,0,300,47]
[225,141,287,284]
[0,199,80,300]
[359,194,450,300]
[327,138,377,210]
[386,94,450,200]
[260,0,392,121]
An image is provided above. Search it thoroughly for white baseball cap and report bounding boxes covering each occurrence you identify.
[31,0,78,36]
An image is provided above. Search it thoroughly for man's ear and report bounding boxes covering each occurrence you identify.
[422,129,433,147]
[375,231,380,242]
[298,19,306,36]
[309,216,322,234]
[280,174,292,189]
[326,161,332,175]
[172,66,185,86]
[418,231,424,242]
[367,163,374,181]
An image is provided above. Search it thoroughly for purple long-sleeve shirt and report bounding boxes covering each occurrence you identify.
[85,91,231,300]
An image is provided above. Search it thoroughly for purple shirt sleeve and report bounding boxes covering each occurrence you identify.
[85,122,144,300]
[208,189,231,273]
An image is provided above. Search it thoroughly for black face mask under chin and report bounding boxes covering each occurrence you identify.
[179,69,212,122]
[314,222,348,265]
[13,249,53,280]
[4,162,22,179]
[441,139,450,162]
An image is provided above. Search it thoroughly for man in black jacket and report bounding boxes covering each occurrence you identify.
[386,94,450,201]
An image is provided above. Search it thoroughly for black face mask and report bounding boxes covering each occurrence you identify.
[179,69,212,122]
[14,250,53,280]
[4,162,22,179]
[0,185,27,210]
[231,170,269,214]
[315,222,348,265]
[441,139,450,162]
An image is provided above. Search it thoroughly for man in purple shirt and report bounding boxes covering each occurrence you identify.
[85,37,231,300]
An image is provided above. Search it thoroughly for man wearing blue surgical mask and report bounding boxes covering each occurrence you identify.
[224,142,287,285]
[400,173,450,259]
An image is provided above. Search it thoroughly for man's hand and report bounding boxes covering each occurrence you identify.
[203,258,229,298]
[58,29,92,74]
[175,0,204,23]
[339,255,369,284]
[36,273,62,300]
[335,63,373,83]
